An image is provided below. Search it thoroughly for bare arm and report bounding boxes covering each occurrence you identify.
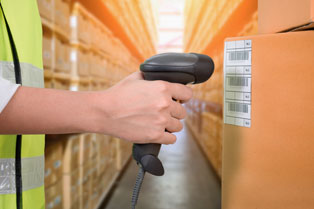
[0,72,193,144]
[0,86,101,134]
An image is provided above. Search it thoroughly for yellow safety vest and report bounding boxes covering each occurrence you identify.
[0,0,45,209]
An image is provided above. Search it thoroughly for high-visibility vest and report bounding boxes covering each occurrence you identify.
[0,0,45,209]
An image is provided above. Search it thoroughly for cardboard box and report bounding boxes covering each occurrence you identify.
[90,54,107,78]
[55,0,70,33]
[71,49,90,77]
[42,35,53,68]
[55,38,70,73]
[79,134,91,165]
[96,134,110,175]
[78,134,97,165]
[88,165,99,209]
[45,141,63,187]
[70,10,90,45]
[37,0,53,21]
[63,169,80,209]
[55,38,64,71]
[223,31,314,209]
[79,162,94,209]
[62,135,80,174]
[89,134,98,159]
[45,181,63,209]
[258,0,314,33]
[79,50,90,77]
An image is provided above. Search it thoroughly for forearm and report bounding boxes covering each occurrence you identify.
[0,72,193,144]
[0,86,104,134]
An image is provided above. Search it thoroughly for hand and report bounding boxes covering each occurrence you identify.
[95,72,193,144]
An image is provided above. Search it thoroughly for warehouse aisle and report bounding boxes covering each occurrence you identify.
[102,123,221,209]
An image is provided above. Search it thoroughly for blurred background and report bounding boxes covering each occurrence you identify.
[40,0,258,209]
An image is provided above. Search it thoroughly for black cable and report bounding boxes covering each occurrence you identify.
[131,165,145,209]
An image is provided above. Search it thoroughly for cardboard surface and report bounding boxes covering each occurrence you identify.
[45,141,63,187]
[223,31,314,209]
[37,0,53,21]
[62,135,80,174]
[258,0,314,33]
[45,181,63,209]
[63,169,79,209]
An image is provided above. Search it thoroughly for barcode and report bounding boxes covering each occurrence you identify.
[228,102,249,113]
[228,77,248,86]
[228,51,249,61]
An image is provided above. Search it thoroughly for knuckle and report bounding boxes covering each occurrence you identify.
[156,115,168,126]
[157,81,168,92]
[156,97,171,110]
[150,130,163,142]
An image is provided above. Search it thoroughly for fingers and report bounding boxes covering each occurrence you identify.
[165,117,183,133]
[170,101,186,119]
[157,132,177,145]
[168,83,193,102]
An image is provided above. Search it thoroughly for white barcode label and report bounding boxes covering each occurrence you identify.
[228,102,249,113]
[224,40,252,127]
[228,51,249,61]
[228,76,248,86]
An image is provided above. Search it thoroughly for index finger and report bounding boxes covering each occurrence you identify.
[168,83,193,103]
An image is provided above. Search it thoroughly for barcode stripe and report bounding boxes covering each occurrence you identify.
[228,102,249,113]
[228,51,249,61]
[228,77,248,86]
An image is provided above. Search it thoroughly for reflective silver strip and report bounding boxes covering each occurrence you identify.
[0,155,44,194]
[0,61,44,88]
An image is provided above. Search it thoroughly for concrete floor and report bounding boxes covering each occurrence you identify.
[102,124,221,209]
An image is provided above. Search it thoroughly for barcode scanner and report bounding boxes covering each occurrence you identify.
[131,52,214,209]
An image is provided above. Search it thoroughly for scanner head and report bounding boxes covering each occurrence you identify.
[140,53,215,84]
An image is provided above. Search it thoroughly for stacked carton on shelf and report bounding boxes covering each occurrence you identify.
[62,135,80,209]
[55,0,71,34]
[45,140,63,209]
[37,0,54,21]
[103,0,157,59]
[45,181,63,209]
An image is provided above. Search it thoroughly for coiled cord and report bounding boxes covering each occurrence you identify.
[131,165,145,209]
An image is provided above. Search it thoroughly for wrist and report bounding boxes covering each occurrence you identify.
[84,90,114,134]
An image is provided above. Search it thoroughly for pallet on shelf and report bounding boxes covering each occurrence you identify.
[52,72,71,90]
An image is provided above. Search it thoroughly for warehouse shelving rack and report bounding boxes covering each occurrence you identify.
[37,0,157,208]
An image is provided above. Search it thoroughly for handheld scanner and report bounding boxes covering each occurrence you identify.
[132,52,215,176]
